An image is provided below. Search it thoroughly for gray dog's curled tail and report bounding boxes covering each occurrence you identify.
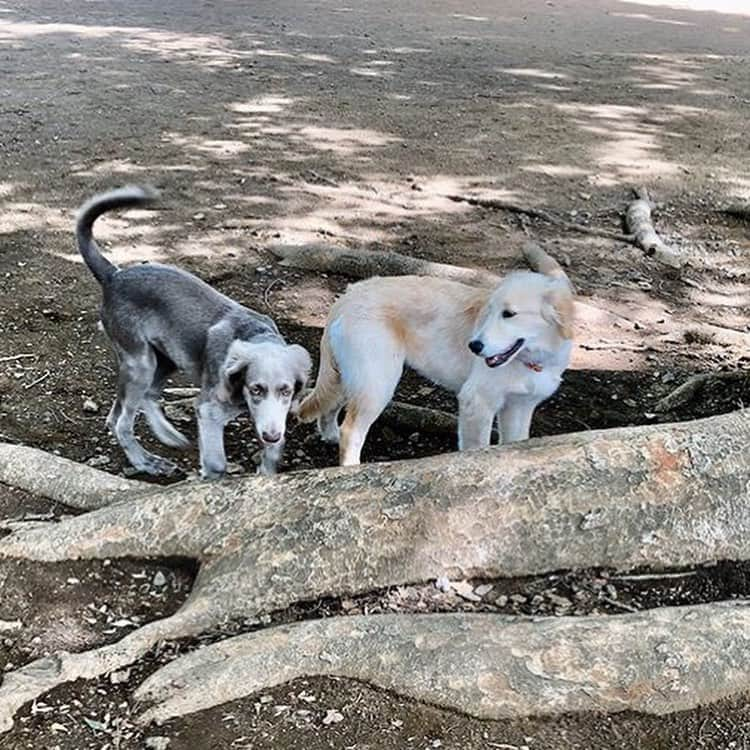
[76,185,159,286]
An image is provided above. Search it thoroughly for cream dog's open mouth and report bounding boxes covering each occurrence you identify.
[485,338,525,368]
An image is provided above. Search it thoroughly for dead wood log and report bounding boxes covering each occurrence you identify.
[655,371,750,414]
[447,194,635,244]
[0,443,146,510]
[625,187,682,268]
[0,409,749,730]
[135,603,750,724]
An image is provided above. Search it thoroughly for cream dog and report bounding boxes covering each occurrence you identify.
[299,245,574,465]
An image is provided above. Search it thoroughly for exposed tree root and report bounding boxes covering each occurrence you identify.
[0,442,146,509]
[625,187,682,268]
[1,410,749,729]
[271,242,496,287]
[655,371,750,414]
[134,603,750,725]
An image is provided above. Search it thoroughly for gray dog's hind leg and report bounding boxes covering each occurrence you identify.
[141,353,190,449]
[112,348,180,476]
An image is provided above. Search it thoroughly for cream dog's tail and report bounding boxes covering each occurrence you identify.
[297,329,343,423]
[522,241,574,290]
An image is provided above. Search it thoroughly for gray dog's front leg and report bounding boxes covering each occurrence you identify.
[197,401,231,479]
[258,441,284,475]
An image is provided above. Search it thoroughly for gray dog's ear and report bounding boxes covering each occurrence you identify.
[216,341,255,402]
[287,344,312,396]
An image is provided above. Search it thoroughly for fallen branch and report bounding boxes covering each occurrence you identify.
[625,187,682,268]
[1,408,749,729]
[447,194,635,244]
[134,603,750,724]
[655,371,750,413]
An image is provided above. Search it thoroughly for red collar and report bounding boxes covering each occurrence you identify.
[523,361,543,372]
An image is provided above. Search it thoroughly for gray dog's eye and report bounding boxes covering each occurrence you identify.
[279,385,292,397]
[250,385,266,398]
[502,310,516,319]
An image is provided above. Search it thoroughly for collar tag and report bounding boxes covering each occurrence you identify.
[524,361,543,372]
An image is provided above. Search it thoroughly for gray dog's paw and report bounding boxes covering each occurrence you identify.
[133,455,182,477]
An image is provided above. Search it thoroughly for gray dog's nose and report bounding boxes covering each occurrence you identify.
[262,431,281,444]
[468,339,484,355]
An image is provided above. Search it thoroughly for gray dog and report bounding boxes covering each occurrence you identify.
[76,186,311,478]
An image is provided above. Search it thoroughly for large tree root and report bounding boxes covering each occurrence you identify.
[1,410,749,729]
[272,242,495,287]
[0,442,146,509]
[134,603,750,725]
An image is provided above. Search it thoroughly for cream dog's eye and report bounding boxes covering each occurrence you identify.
[502,310,516,319]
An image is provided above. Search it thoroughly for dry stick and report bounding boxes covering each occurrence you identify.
[611,571,697,582]
[446,194,635,244]
[22,370,50,390]
[0,353,36,363]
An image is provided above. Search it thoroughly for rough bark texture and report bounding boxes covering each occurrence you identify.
[270,243,496,287]
[135,603,750,725]
[1,410,749,730]
[625,187,682,268]
[0,442,146,509]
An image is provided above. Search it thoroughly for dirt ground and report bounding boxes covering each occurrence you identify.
[1,0,750,747]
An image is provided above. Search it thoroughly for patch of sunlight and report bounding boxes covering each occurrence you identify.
[350,66,386,78]
[172,232,263,261]
[387,47,431,54]
[387,93,412,101]
[500,67,570,80]
[609,11,696,25]
[299,53,337,63]
[296,125,402,154]
[71,159,205,177]
[0,202,70,235]
[523,164,590,177]
[452,14,489,21]
[55,243,166,267]
[164,132,251,158]
[228,96,296,115]
[0,20,251,67]
[618,0,750,16]
[255,49,295,59]
[0,182,20,198]
[534,83,573,92]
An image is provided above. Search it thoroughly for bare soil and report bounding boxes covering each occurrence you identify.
[1,0,750,747]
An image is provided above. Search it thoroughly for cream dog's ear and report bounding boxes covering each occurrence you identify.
[542,282,575,340]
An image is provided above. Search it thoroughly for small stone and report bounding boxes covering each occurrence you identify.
[66,578,80,585]
[152,571,167,588]
[86,455,110,467]
[510,594,527,605]
[83,398,99,414]
[109,669,131,685]
[474,583,494,598]
[493,594,509,606]
[434,576,451,593]
[0,619,22,633]
[144,737,171,750]
[322,709,344,725]
[449,580,481,603]
[192,212,206,221]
